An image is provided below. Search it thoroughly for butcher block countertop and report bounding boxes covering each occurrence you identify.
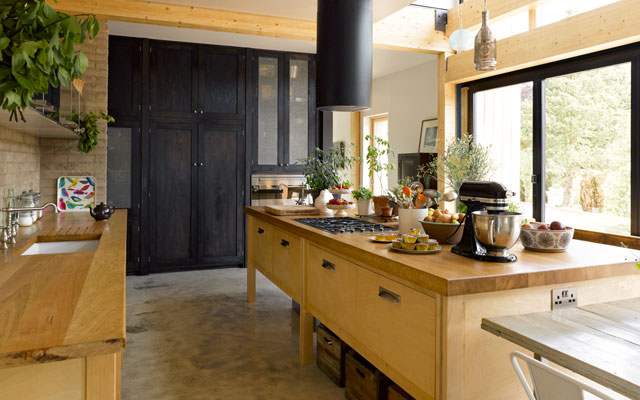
[0,210,127,368]
[246,206,640,296]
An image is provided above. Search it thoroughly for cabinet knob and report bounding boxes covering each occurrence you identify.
[193,162,197,166]
[193,110,197,114]
[278,163,283,166]
[257,228,265,235]
[321,259,336,271]
[199,162,204,166]
[200,110,204,114]
[280,239,290,248]
[378,287,401,305]
[284,163,288,167]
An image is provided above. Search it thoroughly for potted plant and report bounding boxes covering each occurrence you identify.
[0,1,100,122]
[426,135,494,211]
[351,187,374,215]
[365,134,395,214]
[299,146,356,203]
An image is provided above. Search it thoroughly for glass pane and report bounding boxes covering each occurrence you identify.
[544,62,631,235]
[258,57,279,165]
[473,82,534,219]
[107,127,132,208]
[289,59,309,164]
[536,0,619,27]
[372,117,389,195]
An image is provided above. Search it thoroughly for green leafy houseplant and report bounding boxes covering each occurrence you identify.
[71,110,114,153]
[426,135,494,195]
[351,187,373,200]
[365,134,395,194]
[299,146,357,193]
[0,0,99,121]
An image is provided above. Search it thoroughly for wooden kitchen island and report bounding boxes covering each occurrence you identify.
[245,206,640,400]
[0,210,127,400]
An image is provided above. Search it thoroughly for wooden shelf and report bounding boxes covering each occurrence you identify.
[0,107,78,139]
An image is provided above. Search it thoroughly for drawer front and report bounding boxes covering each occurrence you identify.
[355,265,437,399]
[306,244,358,333]
[250,217,273,274]
[270,227,302,302]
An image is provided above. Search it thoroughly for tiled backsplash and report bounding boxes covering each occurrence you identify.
[0,128,40,199]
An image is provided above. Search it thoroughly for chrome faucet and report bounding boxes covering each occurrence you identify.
[0,202,59,249]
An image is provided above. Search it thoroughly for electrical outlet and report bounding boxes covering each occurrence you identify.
[551,288,578,310]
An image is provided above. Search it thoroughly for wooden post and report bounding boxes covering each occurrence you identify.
[299,240,314,365]
[437,52,457,206]
[86,353,118,400]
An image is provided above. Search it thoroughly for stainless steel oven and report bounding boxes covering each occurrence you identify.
[250,175,308,206]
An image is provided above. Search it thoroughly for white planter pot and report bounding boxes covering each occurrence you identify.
[357,199,371,216]
[314,189,334,215]
[398,208,430,235]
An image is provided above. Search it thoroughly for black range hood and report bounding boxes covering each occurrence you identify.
[316,0,372,111]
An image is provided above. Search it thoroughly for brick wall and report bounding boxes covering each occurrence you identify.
[0,127,40,199]
[40,20,109,204]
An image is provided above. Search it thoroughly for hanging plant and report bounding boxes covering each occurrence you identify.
[71,110,114,153]
[0,0,99,122]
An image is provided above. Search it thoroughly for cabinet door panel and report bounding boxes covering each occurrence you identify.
[108,36,142,118]
[149,41,197,117]
[199,46,245,120]
[197,123,244,265]
[149,121,197,270]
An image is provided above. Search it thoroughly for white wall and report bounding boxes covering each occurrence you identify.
[361,59,438,190]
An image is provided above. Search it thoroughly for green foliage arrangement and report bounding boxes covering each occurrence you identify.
[0,0,99,121]
[299,146,357,192]
[365,135,395,193]
[71,110,113,153]
[351,187,373,201]
[426,135,493,195]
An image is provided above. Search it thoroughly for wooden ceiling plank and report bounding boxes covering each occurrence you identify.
[445,0,640,84]
[49,0,451,54]
[446,0,552,37]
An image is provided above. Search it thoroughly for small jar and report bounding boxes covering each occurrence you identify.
[33,191,42,219]
[18,192,35,227]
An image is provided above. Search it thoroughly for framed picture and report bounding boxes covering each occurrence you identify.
[418,118,438,153]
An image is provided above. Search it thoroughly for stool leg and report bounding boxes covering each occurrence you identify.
[247,264,256,303]
[300,307,314,365]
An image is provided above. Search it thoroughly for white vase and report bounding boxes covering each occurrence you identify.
[357,199,371,216]
[398,208,430,235]
[314,189,334,215]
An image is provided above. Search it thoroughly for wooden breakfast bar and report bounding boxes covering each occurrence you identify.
[245,206,640,400]
[0,210,127,400]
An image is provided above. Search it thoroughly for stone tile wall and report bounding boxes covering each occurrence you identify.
[0,128,40,200]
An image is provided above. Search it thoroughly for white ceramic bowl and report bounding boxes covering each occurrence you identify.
[519,224,574,252]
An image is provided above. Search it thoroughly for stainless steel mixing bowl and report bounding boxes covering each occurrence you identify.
[472,211,522,257]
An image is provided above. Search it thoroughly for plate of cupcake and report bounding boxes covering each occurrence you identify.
[388,230,441,254]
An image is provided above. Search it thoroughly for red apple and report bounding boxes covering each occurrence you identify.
[538,224,549,230]
[549,221,566,230]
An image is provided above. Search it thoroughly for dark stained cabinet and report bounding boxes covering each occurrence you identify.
[148,121,198,270]
[108,36,316,274]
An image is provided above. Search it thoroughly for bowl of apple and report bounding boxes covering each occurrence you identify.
[519,220,574,253]
[419,209,466,244]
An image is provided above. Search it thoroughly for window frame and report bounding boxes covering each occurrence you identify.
[368,114,390,192]
[464,42,640,235]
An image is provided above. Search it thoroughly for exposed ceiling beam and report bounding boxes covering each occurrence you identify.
[445,0,640,83]
[49,0,451,54]
[446,0,552,37]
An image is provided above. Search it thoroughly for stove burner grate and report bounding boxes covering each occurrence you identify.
[293,217,395,234]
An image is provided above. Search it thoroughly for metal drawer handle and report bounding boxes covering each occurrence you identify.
[257,228,265,235]
[323,337,333,346]
[280,239,290,248]
[378,287,401,305]
[321,259,336,271]
[356,368,366,379]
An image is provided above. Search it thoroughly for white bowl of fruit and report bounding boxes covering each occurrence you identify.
[520,221,574,253]
[326,198,355,217]
[328,183,353,195]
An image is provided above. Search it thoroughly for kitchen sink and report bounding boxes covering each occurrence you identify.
[21,240,100,256]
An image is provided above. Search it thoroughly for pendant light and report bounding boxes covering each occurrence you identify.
[474,0,497,71]
[449,0,474,52]
[316,0,372,111]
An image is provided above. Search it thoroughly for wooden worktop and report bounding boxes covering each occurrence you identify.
[246,206,640,296]
[0,210,127,368]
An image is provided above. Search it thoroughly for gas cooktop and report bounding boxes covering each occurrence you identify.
[293,217,395,234]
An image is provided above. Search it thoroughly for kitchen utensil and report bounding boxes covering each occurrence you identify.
[442,191,458,202]
[415,193,425,209]
[89,202,115,221]
[420,220,465,244]
[388,243,442,254]
[452,181,518,262]
[402,186,411,199]
[520,224,574,252]
[472,211,522,259]
[423,189,440,199]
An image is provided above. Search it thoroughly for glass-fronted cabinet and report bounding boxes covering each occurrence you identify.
[252,51,315,173]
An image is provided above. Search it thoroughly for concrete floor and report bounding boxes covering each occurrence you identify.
[124,268,344,400]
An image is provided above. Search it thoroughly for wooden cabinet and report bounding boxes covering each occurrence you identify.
[306,244,437,400]
[251,51,316,173]
[247,216,302,301]
[198,46,245,120]
[148,122,244,272]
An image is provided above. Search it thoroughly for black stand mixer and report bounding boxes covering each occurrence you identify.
[452,181,521,263]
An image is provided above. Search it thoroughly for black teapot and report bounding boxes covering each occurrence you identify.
[90,202,115,221]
